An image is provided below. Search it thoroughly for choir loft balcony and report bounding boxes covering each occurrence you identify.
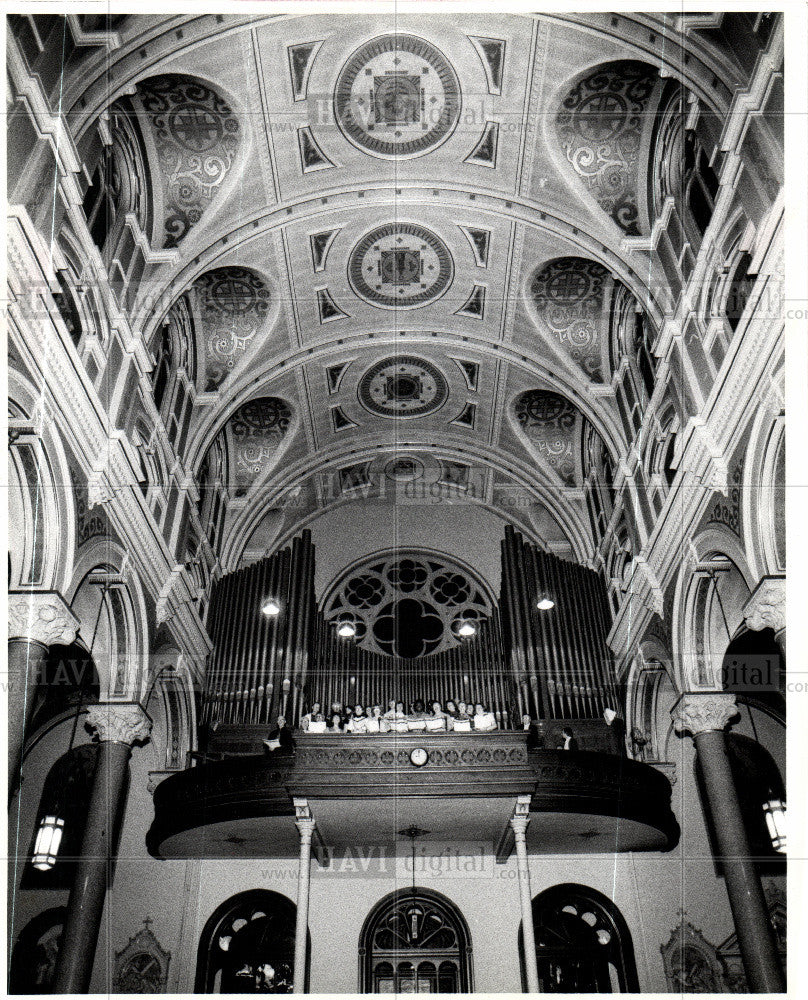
[147,527,679,861]
[147,730,679,860]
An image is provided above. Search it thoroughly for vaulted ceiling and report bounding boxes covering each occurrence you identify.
[69,13,740,574]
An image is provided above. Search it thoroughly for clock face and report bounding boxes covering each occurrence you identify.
[410,747,429,767]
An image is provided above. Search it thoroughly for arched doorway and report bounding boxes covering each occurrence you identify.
[520,884,639,993]
[359,888,473,993]
[195,890,301,993]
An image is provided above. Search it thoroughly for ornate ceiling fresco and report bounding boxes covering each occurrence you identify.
[68,12,734,570]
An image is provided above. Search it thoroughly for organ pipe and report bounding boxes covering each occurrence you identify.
[203,525,615,733]
[499,524,617,723]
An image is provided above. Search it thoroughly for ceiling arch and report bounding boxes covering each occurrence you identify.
[65,14,737,141]
[180,333,628,480]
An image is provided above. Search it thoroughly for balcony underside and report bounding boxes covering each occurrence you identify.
[147,734,679,860]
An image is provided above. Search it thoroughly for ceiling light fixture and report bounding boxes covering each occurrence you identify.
[261,598,281,617]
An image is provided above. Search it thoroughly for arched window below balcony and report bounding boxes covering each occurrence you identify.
[360,889,473,993]
[520,884,639,993]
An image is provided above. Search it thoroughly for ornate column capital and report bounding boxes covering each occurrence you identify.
[510,795,532,838]
[85,702,152,746]
[743,576,785,635]
[671,692,739,737]
[8,591,80,646]
[294,798,316,841]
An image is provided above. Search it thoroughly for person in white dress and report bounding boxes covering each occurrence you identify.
[472,702,497,732]
[300,702,321,731]
[347,704,367,733]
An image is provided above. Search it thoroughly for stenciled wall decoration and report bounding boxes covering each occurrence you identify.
[323,551,492,658]
[137,75,240,248]
[192,267,272,391]
[529,257,611,382]
[348,223,454,309]
[227,397,292,497]
[556,61,657,235]
[357,355,449,418]
[334,34,461,158]
[513,389,580,486]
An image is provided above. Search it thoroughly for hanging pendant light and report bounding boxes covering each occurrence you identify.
[763,797,787,853]
[32,815,65,870]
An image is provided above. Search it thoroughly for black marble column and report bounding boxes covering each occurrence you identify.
[53,703,151,994]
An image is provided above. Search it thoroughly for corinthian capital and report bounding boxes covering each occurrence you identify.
[8,591,79,646]
[85,702,152,746]
[743,576,785,635]
[671,692,739,737]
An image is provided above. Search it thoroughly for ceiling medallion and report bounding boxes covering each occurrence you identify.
[348,223,453,309]
[334,33,461,159]
[358,356,449,418]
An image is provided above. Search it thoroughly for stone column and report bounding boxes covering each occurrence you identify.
[672,692,785,992]
[743,576,786,657]
[53,703,151,994]
[511,795,540,994]
[7,591,79,787]
[293,799,315,994]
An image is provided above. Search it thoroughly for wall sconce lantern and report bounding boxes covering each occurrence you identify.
[261,598,281,617]
[32,815,65,871]
[763,797,787,853]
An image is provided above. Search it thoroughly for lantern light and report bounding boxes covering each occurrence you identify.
[32,815,65,871]
[456,620,477,638]
[337,622,357,638]
[763,797,787,853]
[261,598,281,617]
[536,596,555,611]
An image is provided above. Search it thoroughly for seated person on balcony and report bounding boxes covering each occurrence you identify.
[425,700,448,732]
[407,699,430,731]
[327,712,344,733]
[346,705,367,733]
[384,701,409,732]
[472,702,498,731]
[365,705,383,733]
[263,715,295,754]
[453,701,472,732]
[329,701,346,726]
[300,702,322,731]
[560,726,578,751]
